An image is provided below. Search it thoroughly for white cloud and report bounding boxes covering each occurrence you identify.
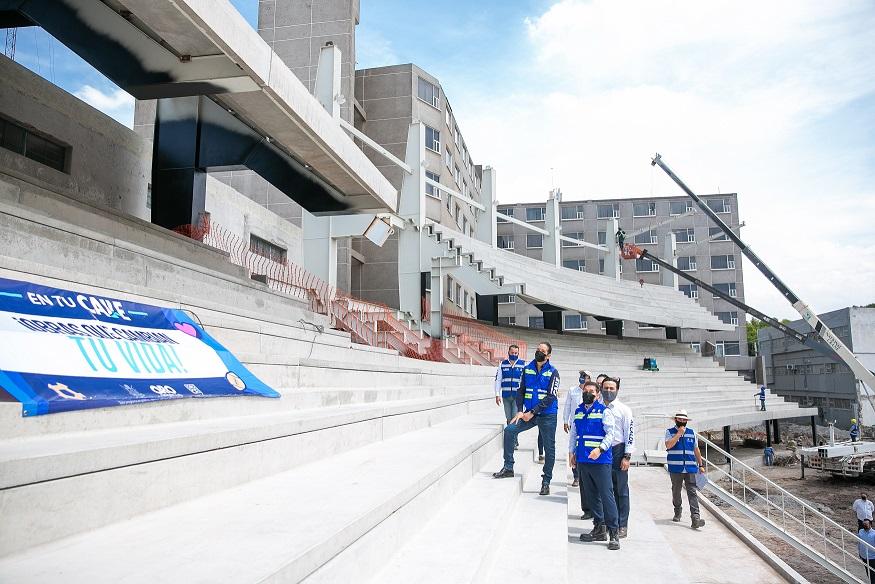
[457,0,875,320]
[355,28,399,69]
[73,85,134,127]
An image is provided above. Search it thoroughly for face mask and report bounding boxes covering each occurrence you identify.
[579,377,587,385]
[602,389,618,403]
[863,496,868,501]
[508,354,518,361]
[534,350,547,362]
[582,392,596,405]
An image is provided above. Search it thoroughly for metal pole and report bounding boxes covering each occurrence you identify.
[811,415,818,446]
[773,419,782,444]
[723,425,731,464]
[766,420,772,447]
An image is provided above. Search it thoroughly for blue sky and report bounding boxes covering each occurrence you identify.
[3,1,874,320]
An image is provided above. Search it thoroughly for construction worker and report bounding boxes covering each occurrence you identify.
[493,341,560,496]
[601,376,635,538]
[851,419,861,442]
[564,370,591,489]
[616,228,626,249]
[859,519,875,584]
[494,344,525,449]
[756,385,767,411]
[665,409,706,529]
[571,380,620,550]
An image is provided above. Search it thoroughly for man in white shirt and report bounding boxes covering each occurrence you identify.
[563,371,591,490]
[601,376,635,538]
[854,493,875,530]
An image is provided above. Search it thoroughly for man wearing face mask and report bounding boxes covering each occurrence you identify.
[601,376,635,538]
[495,344,525,450]
[665,410,705,529]
[564,370,591,490]
[570,380,620,549]
[493,342,560,496]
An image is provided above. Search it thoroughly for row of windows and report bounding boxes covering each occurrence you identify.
[250,234,287,264]
[773,363,838,376]
[0,115,68,173]
[679,282,738,299]
[498,225,734,250]
[417,76,477,186]
[445,274,475,315]
[497,199,732,222]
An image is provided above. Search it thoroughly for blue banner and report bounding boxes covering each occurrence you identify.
[0,277,279,416]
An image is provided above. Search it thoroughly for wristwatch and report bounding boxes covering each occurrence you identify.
[623,454,632,460]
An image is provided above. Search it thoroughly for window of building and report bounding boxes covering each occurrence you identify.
[445,147,453,170]
[529,316,545,329]
[716,341,741,357]
[598,258,605,274]
[632,201,656,217]
[561,205,585,220]
[455,204,461,225]
[0,116,68,173]
[673,228,695,243]
[497,294,515,304]
[526,207,546,222]
[446,275,453,300]
[462,216,468,233]
[526,234,543,249]
[563,259,585,271]
[707,199,731,213]
[564,314,587,330]
[636,257,659,272]
[634,230,657,245]
[717,311,739,326]
[712,282,737,298]
[711,254,736,270]
[497,207,512,222]
[455,283,462,305]
[424,125,441,153]
[498,316,516,326]
[453,165,461,185]
[463,290,469,312]
[679,284,698,299]
[417,77,441,108]
[562,232,585,247]
[425,171,441,199]
[454,125,461,147]
[445,106,453,129]
[597,203,620,219]
[689,342,701,353]
[670,201,693,215]
[709,227,729,241]
[249,234,287,264]
[597,231,607,246]
[497,235,514,249]
[677,256,697,271]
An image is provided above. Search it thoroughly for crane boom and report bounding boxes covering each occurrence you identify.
[650,153,875,398]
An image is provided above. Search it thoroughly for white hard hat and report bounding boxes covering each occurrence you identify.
[673,409,691,421]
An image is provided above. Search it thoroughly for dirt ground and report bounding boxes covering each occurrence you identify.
[705,442,874,583]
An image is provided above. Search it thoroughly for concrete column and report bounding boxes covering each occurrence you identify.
[810,415,818,446]
[301,211,337,288]
[474,167,497,247]
[773,419,781,444]
[765,421,772,447]
[397,122,427,323]
[543,192,561,267]
[428,267,444,339]
[660,231,678,288]
[723,425,731,463]
[314,43,341,119]
[604,217,620,281]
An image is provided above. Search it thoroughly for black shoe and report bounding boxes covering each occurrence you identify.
[492,468,514,479]
[580,510,594,521]
[608,530,620,550]
[692,516,705,529]
[672,511,682,522]
[580,524,607,542]
[618,527,628,539]
[539,484,550,496]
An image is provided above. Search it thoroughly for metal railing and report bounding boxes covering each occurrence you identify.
[698,434,875,584]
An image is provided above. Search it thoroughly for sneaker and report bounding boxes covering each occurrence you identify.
[580,510,594,521]
[691,516,705,529]
[618,527,628,539]
[539,484,550,496]
[492,468,514,479]
[672,510,682,522]
[580,524,607,542]
[608,530,620,550]
[571,478,579,487]
[538,455,545,463]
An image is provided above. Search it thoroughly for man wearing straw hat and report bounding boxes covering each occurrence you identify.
[665,409,706,529]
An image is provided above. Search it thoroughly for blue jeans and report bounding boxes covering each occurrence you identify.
[579,462,618,530]
[502,397,519,447]
[611,444,630,528]
[502,413,557,485]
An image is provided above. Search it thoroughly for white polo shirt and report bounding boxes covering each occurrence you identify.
[608,397,636,456]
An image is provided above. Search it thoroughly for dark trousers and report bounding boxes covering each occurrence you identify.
[538,431,544,456]
[502,413,557,485]
[577,465,589,512]
[861,557,875,584]
[612,444,630,528]
[578,463,618,530]
[760,400,766,411]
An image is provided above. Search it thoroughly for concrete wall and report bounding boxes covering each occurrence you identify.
[0,56,150,221]
[759,307,875,427]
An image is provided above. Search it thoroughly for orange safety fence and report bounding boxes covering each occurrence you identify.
[173,216,442,362]
[441,303,529,364]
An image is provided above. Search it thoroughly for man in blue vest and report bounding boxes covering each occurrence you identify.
[851,419,861,442]
[756,385,766,411]
[493,341,560,496]
[494,344,525,449]
[665,409,706,529]
[570,380,620,550]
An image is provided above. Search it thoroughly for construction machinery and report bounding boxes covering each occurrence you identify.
[801,423,875,477]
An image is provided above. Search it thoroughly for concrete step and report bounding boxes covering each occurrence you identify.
[0,395,491,556]
[0,411,506,583]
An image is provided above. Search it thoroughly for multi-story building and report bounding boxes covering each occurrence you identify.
[758,307,875,427]
[495,194,749,365]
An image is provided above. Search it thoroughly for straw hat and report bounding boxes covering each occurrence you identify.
[673,409,691,421]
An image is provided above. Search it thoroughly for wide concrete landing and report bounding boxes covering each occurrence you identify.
[567,466,784,583]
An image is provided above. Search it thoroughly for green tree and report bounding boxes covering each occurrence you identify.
[746,318,769,356]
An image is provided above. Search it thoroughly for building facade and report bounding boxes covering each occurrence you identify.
[495,194,749,361]
[759,307,875,428]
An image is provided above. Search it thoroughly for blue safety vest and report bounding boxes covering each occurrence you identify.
[522,359,558,415]
[499,358,525,398]
[758,387,766,400]
[851,424,860,439]
[666,426,699,474]
[574,401,612,465]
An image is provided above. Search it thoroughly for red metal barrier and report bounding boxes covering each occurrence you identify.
[441,303,529,363]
